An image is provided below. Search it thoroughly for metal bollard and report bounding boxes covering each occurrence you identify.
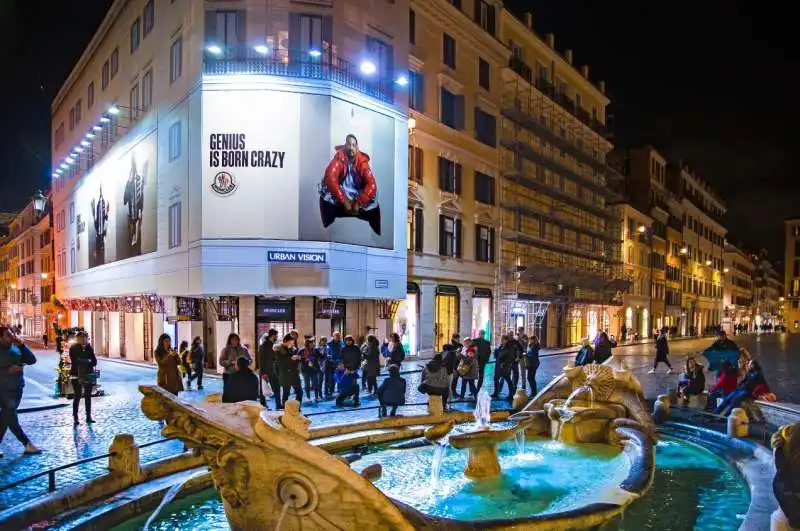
[728,408,749,438]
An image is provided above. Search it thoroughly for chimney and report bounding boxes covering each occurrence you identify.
[564,50,573,64]
[546,33,555,48]
[581,65,589,78]
[598,80,606,94]
[525,13,533,30]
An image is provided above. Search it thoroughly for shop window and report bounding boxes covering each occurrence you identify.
[435,287,459,352]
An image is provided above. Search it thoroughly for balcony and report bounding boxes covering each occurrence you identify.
[203,46,395,103]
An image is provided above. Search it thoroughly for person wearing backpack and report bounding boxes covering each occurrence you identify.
[455,338,479,398]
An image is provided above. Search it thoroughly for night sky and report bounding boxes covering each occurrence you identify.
[2,0,797,259]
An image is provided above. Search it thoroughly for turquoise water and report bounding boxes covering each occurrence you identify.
[115,435,750,530]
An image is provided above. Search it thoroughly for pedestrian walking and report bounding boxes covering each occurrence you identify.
[188,336,205,390]
[300,338,323,401]
[649,328,673,374]
[442,333,462,399]
[516,328,529,392]
[69,331,97,426]
[387,332,405,369]
[325,333,344,398]
[526,335,541,395]
[0,327,41,457]
[491,334,516,401]
[456,338,479,398]
[473,330,491,392]
[155,334,184,395]
[178,340,192,389]
[277,334,302,408]
[361,335,381,395]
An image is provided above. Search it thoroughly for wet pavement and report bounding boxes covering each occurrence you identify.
[0,332,796,510]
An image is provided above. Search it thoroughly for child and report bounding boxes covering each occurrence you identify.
[377,364,406,417]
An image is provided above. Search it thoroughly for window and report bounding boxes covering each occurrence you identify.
[439,215,461,258]
[474,0,496,36]
[143,0,155,37]
[142,69,153,111]
[440,87,464,129]
[409,70,424,111]
[70,245,76,274]
[102,61,110,89]
[438,157,462,194]
[54,122,64,147]
[69,108,75,131]
[474,107,497,146]
[131,17,141,53]
[366,36,393,85]
[478,58,490,91]
[169,121,182,162]
[88,82,95,108]
[288,13,322,55]
[408,145,423,184]
[110,47,119,78]
[69,202,75,223]
[73,100,82,126]
[408,208,423,251]
[443,33,456,69]
[409,9,416,45]
[170,36,183,83]
[130,83,140,121]
[474,172,495,205]
[476,225,495,263]
[168,202,182,248]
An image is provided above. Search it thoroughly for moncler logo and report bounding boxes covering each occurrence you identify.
[211,171,237,196]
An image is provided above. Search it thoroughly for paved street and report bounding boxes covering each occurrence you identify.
[0,332,797,510]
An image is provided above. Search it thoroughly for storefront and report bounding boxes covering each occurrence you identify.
[435,285,459,352]
[587,310,598,341]
[568,308,583,345]
[255,297,295,339]
[315,298,346,338]
[471,288,493,340]
[394,283,419,357]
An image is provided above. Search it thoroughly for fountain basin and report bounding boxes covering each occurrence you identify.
[448,426,519,479]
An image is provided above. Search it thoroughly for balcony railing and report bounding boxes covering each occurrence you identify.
[203,46,395,103]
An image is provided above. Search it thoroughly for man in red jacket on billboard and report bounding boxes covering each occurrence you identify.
[319,134,381,235]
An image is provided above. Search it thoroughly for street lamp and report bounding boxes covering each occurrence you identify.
[638,224,654,338]
[41,272,48,280]
[32,190,46,215]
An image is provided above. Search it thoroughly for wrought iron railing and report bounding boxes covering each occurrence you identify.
[203,46,395,103]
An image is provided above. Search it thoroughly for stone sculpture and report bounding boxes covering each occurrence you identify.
[772,422,800,529]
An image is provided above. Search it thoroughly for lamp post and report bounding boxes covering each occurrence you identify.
[678,246,688,335]
[31,192,46,338]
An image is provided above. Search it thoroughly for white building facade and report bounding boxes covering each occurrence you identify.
[51,0,409,363]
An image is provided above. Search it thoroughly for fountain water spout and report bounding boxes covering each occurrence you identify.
[473,390,492,429]
[143,470,205,531]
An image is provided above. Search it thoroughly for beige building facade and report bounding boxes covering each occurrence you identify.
[784,218,800,330]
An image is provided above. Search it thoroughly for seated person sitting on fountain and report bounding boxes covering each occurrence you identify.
[574,339,594,366]
[420,353,451,411]
[335,364,361,407]
[677,356,705,406]
[377,364,406,417]
[714,359,767,415]
[222,356,259,404]
[705,360,738,410]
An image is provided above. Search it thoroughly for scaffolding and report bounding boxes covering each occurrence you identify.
[494,71,629,346]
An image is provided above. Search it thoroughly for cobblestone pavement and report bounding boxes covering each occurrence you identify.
[0,332,796,510]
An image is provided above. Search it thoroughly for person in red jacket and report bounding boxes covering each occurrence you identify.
[705,360,738,410]
[319,134,381,235]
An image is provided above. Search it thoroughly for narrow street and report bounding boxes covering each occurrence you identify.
[0,332,796,510]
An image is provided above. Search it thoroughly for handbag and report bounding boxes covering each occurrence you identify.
[457,359,472,377]
[261,378,274,398]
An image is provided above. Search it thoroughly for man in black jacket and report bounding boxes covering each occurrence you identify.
[473,330,491,392]
[277,334,302,409]
[69,331,97,426]
[222,357,259,404]
[257,329,279,409]
[442,334,462,398]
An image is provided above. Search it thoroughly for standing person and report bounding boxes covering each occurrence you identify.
[474,329,491,392]
[178,340,192,390]
[219,333,250,385]
[442,333,462,399]
[325,332,344,398]
[516,328,529,392]
[507,331,522,390]
[188,336,205,391]
[419,353,451,411]
[222,357,259,404]
[155,333,184,395]
[257,329,279,409]
[277,334,302,408]
[377,364,406,417]
[339,336,362,406]
[316,336,332,400]
[69,331,98,426]
[491,334,516,400]
[387,332,405,368]
[300,338,323,401]
[0,327,41,457]
[649,328,673,374]
[361,335,381,395]
[456,338,479,399]
[526,335,541,395]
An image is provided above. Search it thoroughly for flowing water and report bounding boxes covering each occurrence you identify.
[143,470,205,531]
[473,390,492,428]
[429,443,448,489]
[514,429,526,455]
[564,385,594,409]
